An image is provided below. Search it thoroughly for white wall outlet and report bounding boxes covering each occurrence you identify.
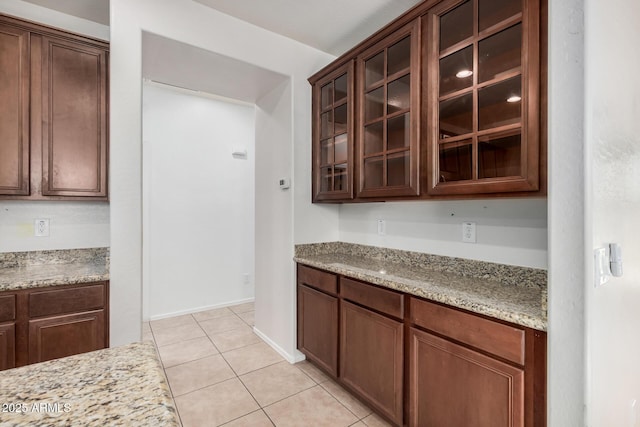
[377,219,386,235]
[242,273,250,285]
[462,222,476,243]
[34,219,50,237]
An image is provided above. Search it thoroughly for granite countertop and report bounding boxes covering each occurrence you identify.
[295,242,547,331]
[0,248,109,292]
[0,342,179,427]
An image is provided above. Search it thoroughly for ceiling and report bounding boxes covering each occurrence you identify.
[22,0,109,25]
[22,0,423,56]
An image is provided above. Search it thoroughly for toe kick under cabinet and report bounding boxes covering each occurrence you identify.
[296,264,546,427]
[0,281,109,370]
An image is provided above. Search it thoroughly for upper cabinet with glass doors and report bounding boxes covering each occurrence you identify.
[425,0,541,195]
[311,61,355,202]
[308,0,545,203]
[357,19,421,198]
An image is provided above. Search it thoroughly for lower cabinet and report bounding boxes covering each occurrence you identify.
[0,323,16,370]
[340,300,403,425]
[0,281,109,370]
[29,310,106,364]
[296,263,546,427]
[409,327,524,427]
[297,284,338,376]
[297,265,339,376]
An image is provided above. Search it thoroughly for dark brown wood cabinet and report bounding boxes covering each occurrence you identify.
[0,22,30,196]
[296,264,546,427]
[0,323,16,371]
[425,0,541,195]
[297,265,339,376]
[308,0,546,202]
[340,300,404,425]
[409,327,524,427]
[312,61,355,202]
[357,19,421,198]
[0,281,109,371]
[0,14,109,201]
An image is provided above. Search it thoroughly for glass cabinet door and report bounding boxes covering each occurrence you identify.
[312,61,354,201]
[426,0,541,195]
[357,19,421,198]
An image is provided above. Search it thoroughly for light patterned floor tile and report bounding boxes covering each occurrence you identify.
[193,307,234,322]
[220,409,274,426]
[237,311,255,327]
[200,315,247,336]
[222,342,283,375]
[362,412,393,427]
[165,354,235,396]
[320,380,373,419]
[229,302,254,314]
[264,385,358,427]
[295,360,331,384]
[153,323,206,347]
[209,325,261,352]
[151,314,197,331]
[240,361,315,406]
[175,378,259,427]
[158,336,218,368]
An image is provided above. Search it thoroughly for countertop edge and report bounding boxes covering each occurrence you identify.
[295,256,547,332]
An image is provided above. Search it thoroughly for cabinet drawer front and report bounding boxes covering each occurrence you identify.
[411,298,525,365]
[341,277,404,319]
[0,295,16,322]
[29,283,106,318]
[297,265,338,295]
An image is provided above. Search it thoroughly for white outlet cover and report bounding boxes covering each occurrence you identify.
[462,222,476,243]
[34,219,50,237]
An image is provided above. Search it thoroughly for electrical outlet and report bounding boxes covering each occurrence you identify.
[462,222,476,243]
[242,273,250,285]
[34,219,50,237]
[377,219,386,235]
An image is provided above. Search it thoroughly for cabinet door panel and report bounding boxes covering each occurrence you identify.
[340,301,403,425]
[0,323,16,371]
[41,36,108,197]
[0,23,30,196]
[297,284,338,376]
[29,309,105,364]
[409,327,524,427]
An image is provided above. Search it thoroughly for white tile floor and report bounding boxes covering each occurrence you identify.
[144,302,392,427]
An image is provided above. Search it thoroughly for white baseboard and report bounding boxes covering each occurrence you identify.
[146,297,255,321]
[253,327,306,364]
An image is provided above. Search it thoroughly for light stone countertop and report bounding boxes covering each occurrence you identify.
[295,243,547,331]
[0,342,179,427]
[0,248,109,292]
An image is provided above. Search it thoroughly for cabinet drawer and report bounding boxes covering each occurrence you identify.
[297,265,338,296]
[341,277,404,319]
[0,295,16,322]
[410,298,525,365]
[29,283,106,318]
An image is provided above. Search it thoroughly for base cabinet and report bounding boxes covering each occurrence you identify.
[0,323,16,370]
[29,310,105,364]
[340,301,403,425]
[0,281,109,371]
[297,284,338,376]
[296,263,546,427]
[409,327,524,427]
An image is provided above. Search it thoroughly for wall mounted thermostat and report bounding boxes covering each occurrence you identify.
[279,177,291,190]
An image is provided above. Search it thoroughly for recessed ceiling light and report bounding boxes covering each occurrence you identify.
[507,95,522,103]
[455,69,473,78]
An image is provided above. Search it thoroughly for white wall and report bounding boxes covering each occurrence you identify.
[585,0,640,424]
[0,202,109,252]
[339,199,547,268]
[110,0,336,347]
[0,1,110,255]
[547,0,586,425]
[142,83,255,320]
